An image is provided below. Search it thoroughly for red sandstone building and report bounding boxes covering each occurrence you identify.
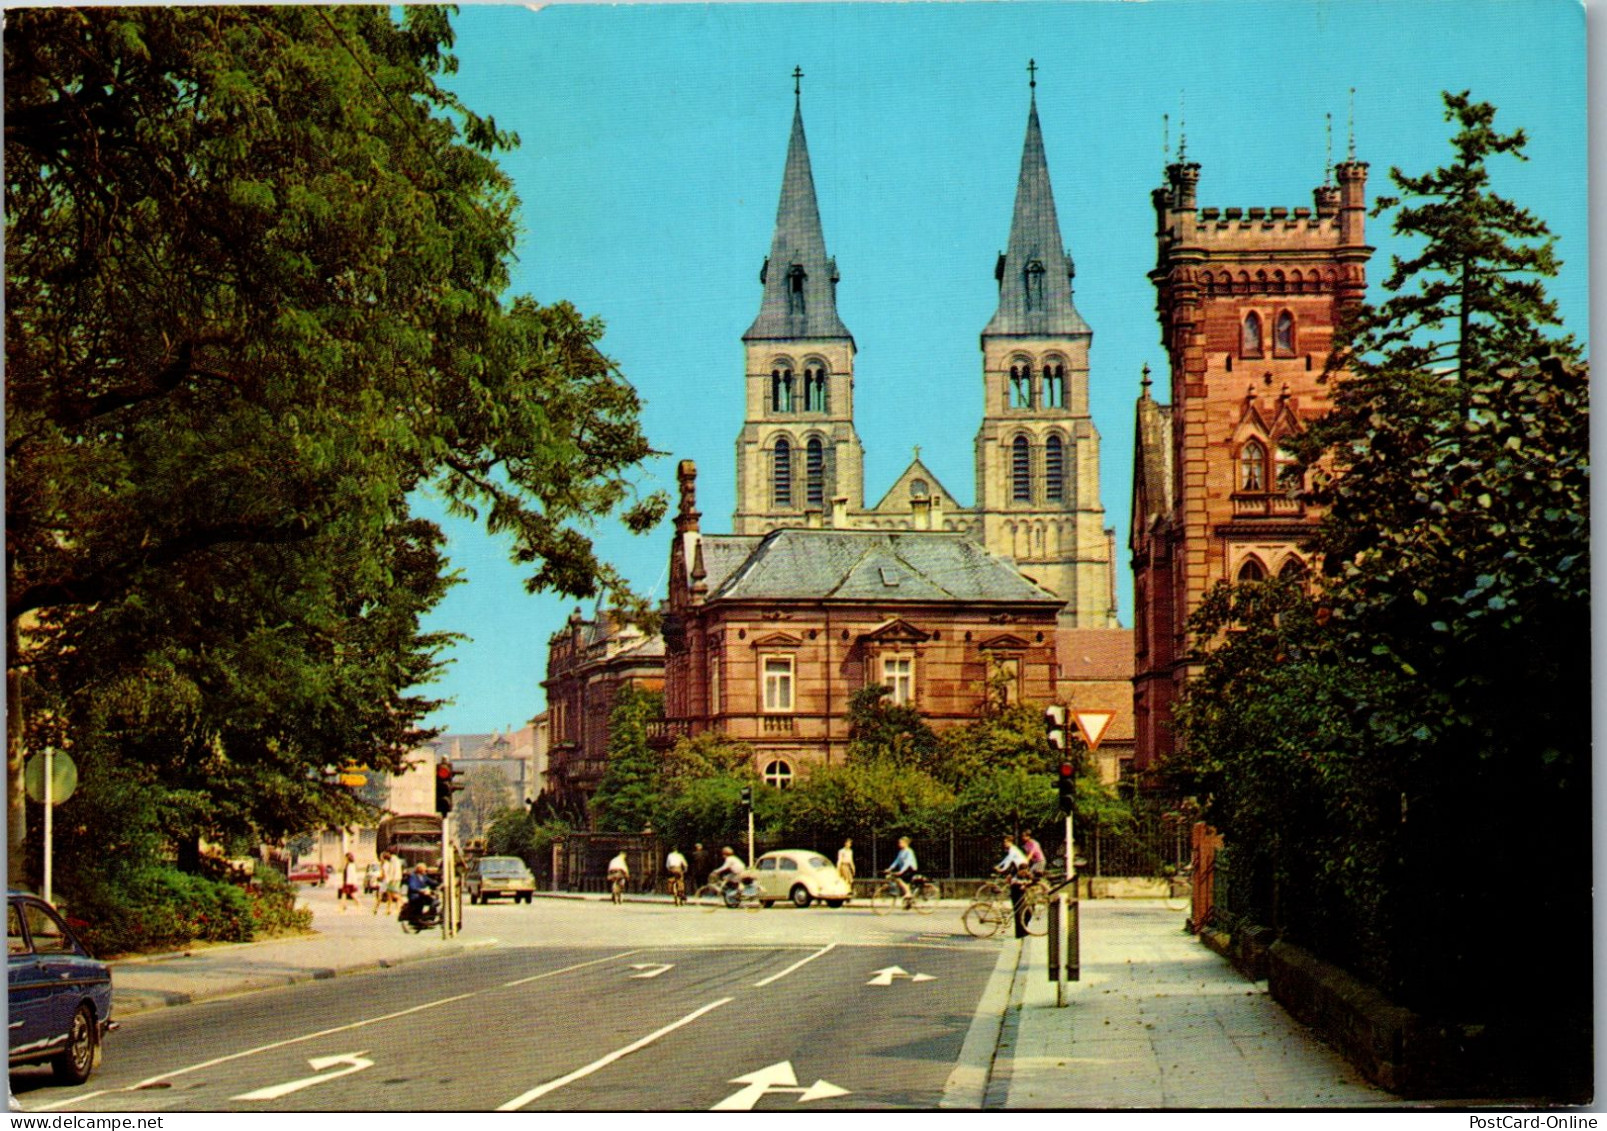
[663,462,1066,783]
[542,610,664,804]
[1131,154,1371,772]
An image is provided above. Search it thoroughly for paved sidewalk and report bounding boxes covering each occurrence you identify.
[994,899,1396,1108]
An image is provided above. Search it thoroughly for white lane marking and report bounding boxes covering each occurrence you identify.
[502,950,640,987]
[752,942,835,987]
[123,949,640,1093]
[627,963,674,979]
[496,997,733,1111]
[232,1052,374,1101]
[712,1061,850,1111]
[128,991,479,1091]
[28,1090,111,1112]
[866,965,936,986]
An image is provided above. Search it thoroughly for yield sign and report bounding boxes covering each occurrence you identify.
[866,965,936,986]
[1073,711,1115,752]
[712,1061,849,1110]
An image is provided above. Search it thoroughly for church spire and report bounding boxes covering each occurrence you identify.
[984,68,1089,339]
[743,75,851,343]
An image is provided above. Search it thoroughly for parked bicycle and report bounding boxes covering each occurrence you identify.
[962,873,1071,938]
[871,873,939,915]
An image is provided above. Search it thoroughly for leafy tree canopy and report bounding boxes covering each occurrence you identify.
[4,7,666,874]
[588,685,663,833]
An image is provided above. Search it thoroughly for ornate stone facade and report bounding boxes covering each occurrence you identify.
[1131,157,1371,770]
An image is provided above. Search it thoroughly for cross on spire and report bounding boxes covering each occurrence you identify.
[1347,87,1357,160]
[1027,58,1038,91]
[793,66,804,101]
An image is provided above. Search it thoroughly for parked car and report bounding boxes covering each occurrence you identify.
[8,891,116,1084]
[287,862,330,885]
[465,856,536,904]
[362,863,382,894]
[752,850,852,908]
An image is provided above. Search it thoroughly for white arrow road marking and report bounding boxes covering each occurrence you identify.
[712,1061,849,1111]
[867,966,936,986]
[627,963,674,979]
[232,1052,374,1101]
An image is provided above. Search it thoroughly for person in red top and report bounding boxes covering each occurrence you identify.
[1021,833,1047,877]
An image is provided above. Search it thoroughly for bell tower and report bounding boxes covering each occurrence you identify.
[733,70,865,534]
[974,64,1117,628]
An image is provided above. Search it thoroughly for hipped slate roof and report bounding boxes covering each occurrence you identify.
[698,529,1060,605]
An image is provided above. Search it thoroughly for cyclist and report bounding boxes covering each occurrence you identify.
[1021,832,1048,878]
[709,846,748,898]
[995,835,1032,938]
[606,851,629,904]
[884,836,918,908]
[665,847,689,904]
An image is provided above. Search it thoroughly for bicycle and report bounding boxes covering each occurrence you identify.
[963,873,1071,938]
[1160,862,1192,912]
[608,871,627,905]
[667,872,687,907]
[871,873,939,915]
[694,877,763,912]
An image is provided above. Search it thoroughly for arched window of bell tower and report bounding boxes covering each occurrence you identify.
[1042,358,1066,409]
[1009,360,1032,409]
[1045,435,1066,503]
[805,437,825,507]
[771,364,795,413]
[772,437,793,507]
[803,362,829,413]
[1011,435,1032,503]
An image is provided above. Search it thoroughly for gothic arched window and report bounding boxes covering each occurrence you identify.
[1011,436,1032,502]
[1009,363,1032,409]
[1237,558,1267,582]
[805,437,825,507]
[804,365,828,412]
[1045,435,1065,503]
[771,367,794,413]
[1279,556,1308,579]
[773,438,792,506]
[1042,362,1065,409]
[1242,312,1263,358]
[1274,310,1296,356]
[1240,439,1267,491]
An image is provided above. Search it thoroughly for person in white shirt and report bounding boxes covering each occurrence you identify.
[665,848,690,905]
[710,846,747,889]
[995,836,1032,937]
[606,851,629,904]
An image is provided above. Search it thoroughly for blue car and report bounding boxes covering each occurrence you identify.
[8,891,115,1084]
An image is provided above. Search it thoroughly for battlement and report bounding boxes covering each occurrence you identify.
[1195,206,1342,245]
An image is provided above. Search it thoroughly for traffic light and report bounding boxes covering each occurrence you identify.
[436,760,461,815]
[1043,705,1066,752]
[740,785,753,809]
[1057,760,1076,815]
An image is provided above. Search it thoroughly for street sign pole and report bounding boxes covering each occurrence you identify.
[43,746,53,905]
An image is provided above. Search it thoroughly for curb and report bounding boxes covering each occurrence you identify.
[939,935,1024,1109]
[111,937,498,1017]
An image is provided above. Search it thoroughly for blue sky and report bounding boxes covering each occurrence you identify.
[413,0,1590,736]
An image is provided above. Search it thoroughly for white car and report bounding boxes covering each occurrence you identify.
[752,850,852,908]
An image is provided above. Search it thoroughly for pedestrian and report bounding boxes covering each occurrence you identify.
[995,836,1031,937]
[340,852,360,911]
[606,850,629,904]
[1021,832,1047,878]
[692,842,711,887]
[837,838,856,887]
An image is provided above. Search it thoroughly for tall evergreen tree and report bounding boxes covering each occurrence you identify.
[588,685,663,833]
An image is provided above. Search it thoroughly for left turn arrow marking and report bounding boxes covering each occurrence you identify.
[232,1052,374,1101]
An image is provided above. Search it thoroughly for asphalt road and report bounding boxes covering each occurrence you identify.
[14,901,1005,1112]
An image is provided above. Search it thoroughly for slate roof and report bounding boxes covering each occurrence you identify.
[701,529,1060,605]
[984,96,1091,339]
[1131,379,1174,549]
[1055,627,1135,680]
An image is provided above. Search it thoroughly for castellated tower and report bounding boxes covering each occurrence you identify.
[1131,152,1371,770]
[732,90,866,535]
[974,88,1118,629]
